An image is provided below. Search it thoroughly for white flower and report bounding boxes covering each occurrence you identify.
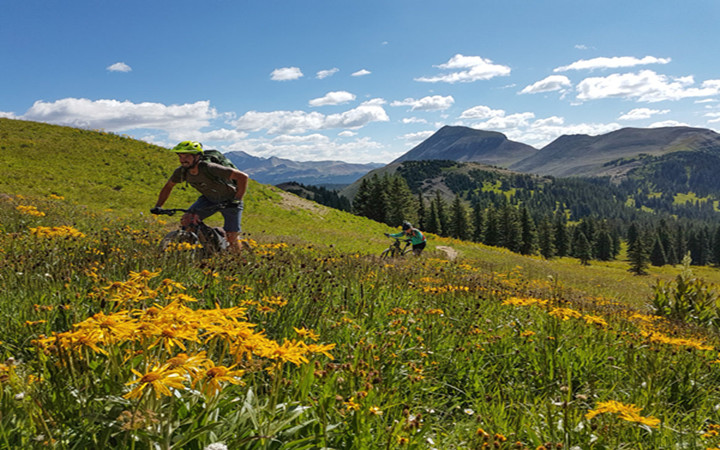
[204,444,228,450]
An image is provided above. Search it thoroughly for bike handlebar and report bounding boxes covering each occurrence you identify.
[151,202,239,216]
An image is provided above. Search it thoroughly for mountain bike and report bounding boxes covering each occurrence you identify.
[151,204,232,256]
[380,237,412,259]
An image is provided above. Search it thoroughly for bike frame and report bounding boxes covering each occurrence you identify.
[381,238,412,259]
[153,204,234,254]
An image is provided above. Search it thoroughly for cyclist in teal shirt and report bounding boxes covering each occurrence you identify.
[385,221,427,256]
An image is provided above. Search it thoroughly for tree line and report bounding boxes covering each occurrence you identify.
[349,169,720,271]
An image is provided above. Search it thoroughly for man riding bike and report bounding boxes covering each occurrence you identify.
[385,221,426,256]
[151,141,249,253]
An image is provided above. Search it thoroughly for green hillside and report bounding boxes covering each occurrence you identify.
[6,119,720,448]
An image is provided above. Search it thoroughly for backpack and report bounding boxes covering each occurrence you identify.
[181,150,239,187]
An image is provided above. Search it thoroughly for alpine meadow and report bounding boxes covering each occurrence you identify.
[8,117,720,449]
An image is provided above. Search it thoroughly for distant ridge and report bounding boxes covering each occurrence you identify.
[226,151,383,186]
[392,125,537,167]
[508,126,720,177]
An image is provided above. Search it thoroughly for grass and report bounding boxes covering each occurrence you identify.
[4,119,720,448]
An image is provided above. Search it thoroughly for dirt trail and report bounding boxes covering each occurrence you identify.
[436,245,458,260]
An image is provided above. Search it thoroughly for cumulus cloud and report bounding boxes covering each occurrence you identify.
[649,120,689,128]
[0,111,17,119]
[618,108,670,121]
[576,70,720,102]
[225,133,388,163]
[519,75,572,94]
[338,130,357,137]
[554,56,671,72]
[316,68,339,79]
[470,112,535,131]
[415,54,511,83]
[352,69,371,77]
[401,130,435,143]
[402,117,428,124]
[21,98,217,136]
[390,95,454,111]
[107,62,132,72]
[459,105,505,120]
[271,67,303,81]
[309,91,356,107]
[232,100,389,134]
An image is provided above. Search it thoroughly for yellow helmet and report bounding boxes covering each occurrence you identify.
[171,141,203,154]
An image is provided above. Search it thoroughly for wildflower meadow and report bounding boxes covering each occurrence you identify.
[4,193,720,449]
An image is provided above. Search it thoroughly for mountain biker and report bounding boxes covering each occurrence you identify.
[385,221,426,256]
[151,141,249,253]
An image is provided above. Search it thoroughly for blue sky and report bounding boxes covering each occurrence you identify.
[4,0,720,164]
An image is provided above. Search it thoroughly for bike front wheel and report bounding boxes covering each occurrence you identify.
[159,230,200,253]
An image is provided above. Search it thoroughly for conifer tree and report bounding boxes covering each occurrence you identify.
[553,213,570,257]
[367,174,389,224]
[471,201,484,243]
[650,235,667,266]
[574,230,592,265]
[628,228,650,275]
[537,215,556,259]
[713,225,720,266]
[449,195,470,240]
[352,177,373,217]
[500,205,522,253]
[417,192,426,231]
[433,191,449,237]
[519,206,538,255]
[385,175,416,227]
[484,205,500,247]
[594,229,614,261]
[425,201,441,235]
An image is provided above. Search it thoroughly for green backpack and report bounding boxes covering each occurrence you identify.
[181,150,239,186]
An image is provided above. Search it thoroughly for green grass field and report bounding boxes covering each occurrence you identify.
[4,119,720,449]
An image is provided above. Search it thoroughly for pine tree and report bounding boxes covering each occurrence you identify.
[385,175,416,227]
[471,201,484,243]
[519,206,538,255]
[417,192,426,231]
[352,177,373,217]
[425,201,440,235]
[449,195,470,240]
[484,206,500,247]
[649,235,667,266]
[594,229,614,261]
[553,213,570,257]
[537,215,556,259]
[434,191,449,237]
[500,205,522,253]
[713,225,720,266]
[628,228,650,275]
[367,174,389,224]
[574,230,592,266]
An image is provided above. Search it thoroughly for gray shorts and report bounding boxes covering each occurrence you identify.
[189,196,243,233]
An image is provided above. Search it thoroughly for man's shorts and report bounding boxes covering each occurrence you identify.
[189,196,244,233]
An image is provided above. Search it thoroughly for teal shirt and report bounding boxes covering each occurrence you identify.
[388,228,425,245]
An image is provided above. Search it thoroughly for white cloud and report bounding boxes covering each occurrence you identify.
[649,120,689,127]
[576,70,720,102]
[509,121,622,149]
[554,56,671,72]
[352,69,371,77]
[459,105,505,120]
[270,67,303,81]
[618,108,670,121]
[316,68,339,79]
[519,75,572,94]
[338,130,357,137]
[107,62,132,72]
[232,100,389,134]
[21,98,217,136]
[390,95,454,111]
[309,91,356,107]
[402,117,428,124]
[575,44,590,50]
[470,112,535,131]
[415,54,511,83]
[0,111,16,119]
[225,134,388,163]
[401,130,435,143]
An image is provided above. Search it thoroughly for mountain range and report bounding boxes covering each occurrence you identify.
[394,125,720,180]
[226,150,383,187]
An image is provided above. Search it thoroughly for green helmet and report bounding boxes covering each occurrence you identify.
[172,141,203,154]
